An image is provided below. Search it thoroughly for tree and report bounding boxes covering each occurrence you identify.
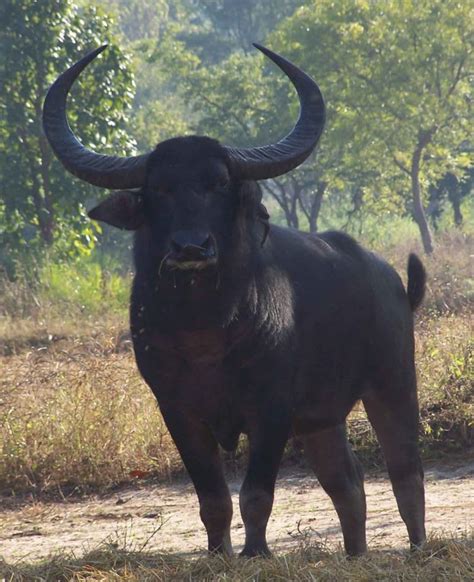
[274,0,473,253]
[428,166,473,228]
[102,0,169,41]
[106,1,356,231]
[0,0,135,268]
[179,0,301,64]
[145,41,358,230]
[131,28,198,151]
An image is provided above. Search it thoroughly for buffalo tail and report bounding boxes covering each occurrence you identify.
[407,253,426,311]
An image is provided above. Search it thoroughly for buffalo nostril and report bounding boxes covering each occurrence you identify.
[201,236,217,258]
[169,232,215,262]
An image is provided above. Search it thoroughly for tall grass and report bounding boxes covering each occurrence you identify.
[379,230,473,315]
[0,341,180,494]
[42,260,130,315]
[0,256,130,322]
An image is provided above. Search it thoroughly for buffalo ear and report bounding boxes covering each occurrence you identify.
[88,190,144,230]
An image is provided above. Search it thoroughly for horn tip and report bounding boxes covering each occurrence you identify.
[252,43,280,63]
[86,44,108,61]
[252,42,266,53]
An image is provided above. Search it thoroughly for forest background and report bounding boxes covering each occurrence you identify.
[1,0,472,276]
[0,0,472,493]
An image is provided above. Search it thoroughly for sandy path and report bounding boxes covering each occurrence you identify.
[1,463,473,564]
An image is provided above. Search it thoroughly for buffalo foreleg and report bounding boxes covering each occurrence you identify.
[239,407,291,557]
[303,424,367,556]
[161,408,233,554]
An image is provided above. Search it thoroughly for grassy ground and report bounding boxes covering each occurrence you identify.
[0,229,473,579]
[1,535,473,581]
[0,231,472,495]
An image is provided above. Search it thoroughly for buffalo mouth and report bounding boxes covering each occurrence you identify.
[165,235,218,271]
[166,257,218,271]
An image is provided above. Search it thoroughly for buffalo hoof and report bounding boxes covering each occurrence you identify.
[345,544,368,558]
[410,539,427,552]
[209,548,234,558]
[240,545,272,558]
[208,542,233,557]
[208,529,233,556]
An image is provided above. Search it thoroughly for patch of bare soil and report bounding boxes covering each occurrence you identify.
[1,462,473,564]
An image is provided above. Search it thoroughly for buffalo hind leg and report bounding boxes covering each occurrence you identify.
[162,408,233,555]
[303,424,367,556]
[363,386,426,549]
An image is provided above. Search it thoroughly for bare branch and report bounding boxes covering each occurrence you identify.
[444,55,467,101]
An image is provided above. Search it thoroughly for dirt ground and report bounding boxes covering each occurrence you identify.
[1,462,473,564]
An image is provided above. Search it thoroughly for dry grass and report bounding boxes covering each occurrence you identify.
[1,534,473,581]
[0,311,471,495]
[0,331,181,494]
[380,229,473,316]
[0,231,472,494]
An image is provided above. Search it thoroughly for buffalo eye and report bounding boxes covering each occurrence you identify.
[202,164,230,191]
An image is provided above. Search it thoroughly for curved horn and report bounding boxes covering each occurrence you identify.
[42,45,149,189]
[225,44,325,181]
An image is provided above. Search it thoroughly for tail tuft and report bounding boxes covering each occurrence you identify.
[407,253,426,311]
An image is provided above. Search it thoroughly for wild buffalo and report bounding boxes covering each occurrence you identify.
[43,44,426,557]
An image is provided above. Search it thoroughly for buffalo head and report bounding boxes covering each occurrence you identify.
[42,44,325,271]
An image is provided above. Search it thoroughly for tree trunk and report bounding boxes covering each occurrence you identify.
[452,199,463,226]
[448,190,463,226]
[30,61,55,246]
[308,182,326,233]
[262,179,299,229]
[22,132,54,245]
[289,192,299,229]
[411,132,434,255]
[38,134,55,244]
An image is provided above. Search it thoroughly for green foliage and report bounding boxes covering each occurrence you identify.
[0,0,135,273]
[40,257,129,315]
[131,29,198,151]
[135,0,473,242]
[104,0,169,41]
[272,0,473,249]
[1,0,472,272]
[0,253,130,320]
[180,0,301,63]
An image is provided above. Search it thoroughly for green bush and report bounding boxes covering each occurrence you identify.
[40,259,130,316]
